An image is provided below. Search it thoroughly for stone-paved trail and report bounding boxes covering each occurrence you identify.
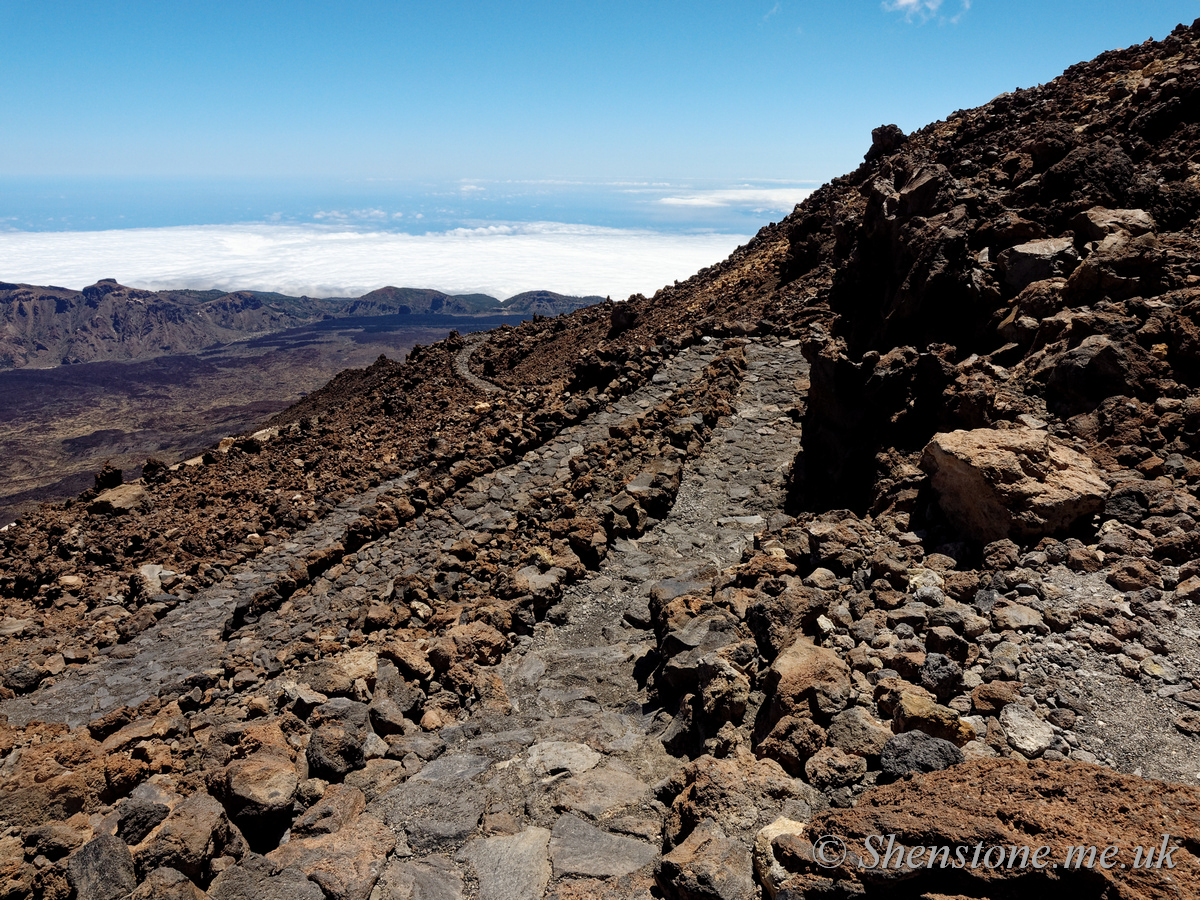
[358,339,806,899]
[2,336,726,729]
[0,474,419,728]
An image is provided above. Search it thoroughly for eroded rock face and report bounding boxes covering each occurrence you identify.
[921,427,1108,542]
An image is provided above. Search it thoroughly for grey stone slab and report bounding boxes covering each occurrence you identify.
[209,854,326,900]
[549,814,658,878]
[371,856,464,900]
[368,781,487,850]
[525,741,601,776]
[457,828,551,900]
[553,766,649,817]
[409,753,492,783]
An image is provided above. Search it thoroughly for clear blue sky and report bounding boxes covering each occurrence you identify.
[4,1,1198,184]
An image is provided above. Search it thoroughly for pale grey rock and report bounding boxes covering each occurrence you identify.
[1000,703,1055,758]
[369,856,464,900]
[548,813,658,878]
[456,827,551,900]
[553,766,650,817]
[524,741,601,776]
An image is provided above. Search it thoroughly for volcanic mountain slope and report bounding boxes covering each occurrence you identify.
[347,287,602,317]
[0,281,331,369]
[0,281,599,369]
[2,20,1200,900]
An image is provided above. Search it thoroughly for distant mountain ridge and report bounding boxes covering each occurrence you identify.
[0,279,603,368]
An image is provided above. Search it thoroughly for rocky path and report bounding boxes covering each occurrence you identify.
[0,336,783,732]
[3,337,809,899]
[6,331,1200,900]
[454,331,503,395]
[0,471,418,728]
[347,337,808,900]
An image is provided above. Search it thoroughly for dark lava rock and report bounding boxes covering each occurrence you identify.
[306,697,371,780]
[117,800,171,845]
[3,662,44,694]
[919,653,963,702]
[67,834,137,900]
[880,730,965,778]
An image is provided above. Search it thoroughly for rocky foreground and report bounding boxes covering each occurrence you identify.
[3,20,1200,900]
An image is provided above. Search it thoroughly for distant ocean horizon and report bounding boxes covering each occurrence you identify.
[0,177,815,300]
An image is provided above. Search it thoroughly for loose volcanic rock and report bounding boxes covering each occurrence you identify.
[134,792,247,885]
[207,853,327,900]
[67,834,138,900]
[130,866,210,900]
[879,730,965,778]
[656,818,757,900]
[264,813,395,900]
[999,703,1056,758]
[306,698,372,781]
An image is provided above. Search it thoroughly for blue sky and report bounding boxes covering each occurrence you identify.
[5,1,1197,181]
[2,2,1197,298]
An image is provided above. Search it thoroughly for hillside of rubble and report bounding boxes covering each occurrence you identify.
[1,19,1200,900]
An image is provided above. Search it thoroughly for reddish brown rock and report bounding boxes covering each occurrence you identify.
[265,813,395,900]
[656,818,756,900]
[771,759,1200,898]
[971,681,1022,715]
[764,636,851,723]
[892,691,975,747]
[134,792,247,885]
[664,753,827,848]
[920,428,1108,542]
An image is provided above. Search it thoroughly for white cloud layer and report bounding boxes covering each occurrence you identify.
[0,222,754,300]
[656,188,814,210]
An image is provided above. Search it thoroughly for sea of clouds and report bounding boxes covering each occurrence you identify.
[0,221,757,300]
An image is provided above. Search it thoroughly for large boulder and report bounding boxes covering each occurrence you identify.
[996,237,1079,291]
[920,427,1108,542]
[134,792,246,885]
[67,834,137,900]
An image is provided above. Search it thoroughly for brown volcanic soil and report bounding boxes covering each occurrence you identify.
[1,19,1200,900]
[0,320,479,524]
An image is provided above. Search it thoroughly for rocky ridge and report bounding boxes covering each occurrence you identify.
[3,20,1200,900]
[0,281,595,370]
